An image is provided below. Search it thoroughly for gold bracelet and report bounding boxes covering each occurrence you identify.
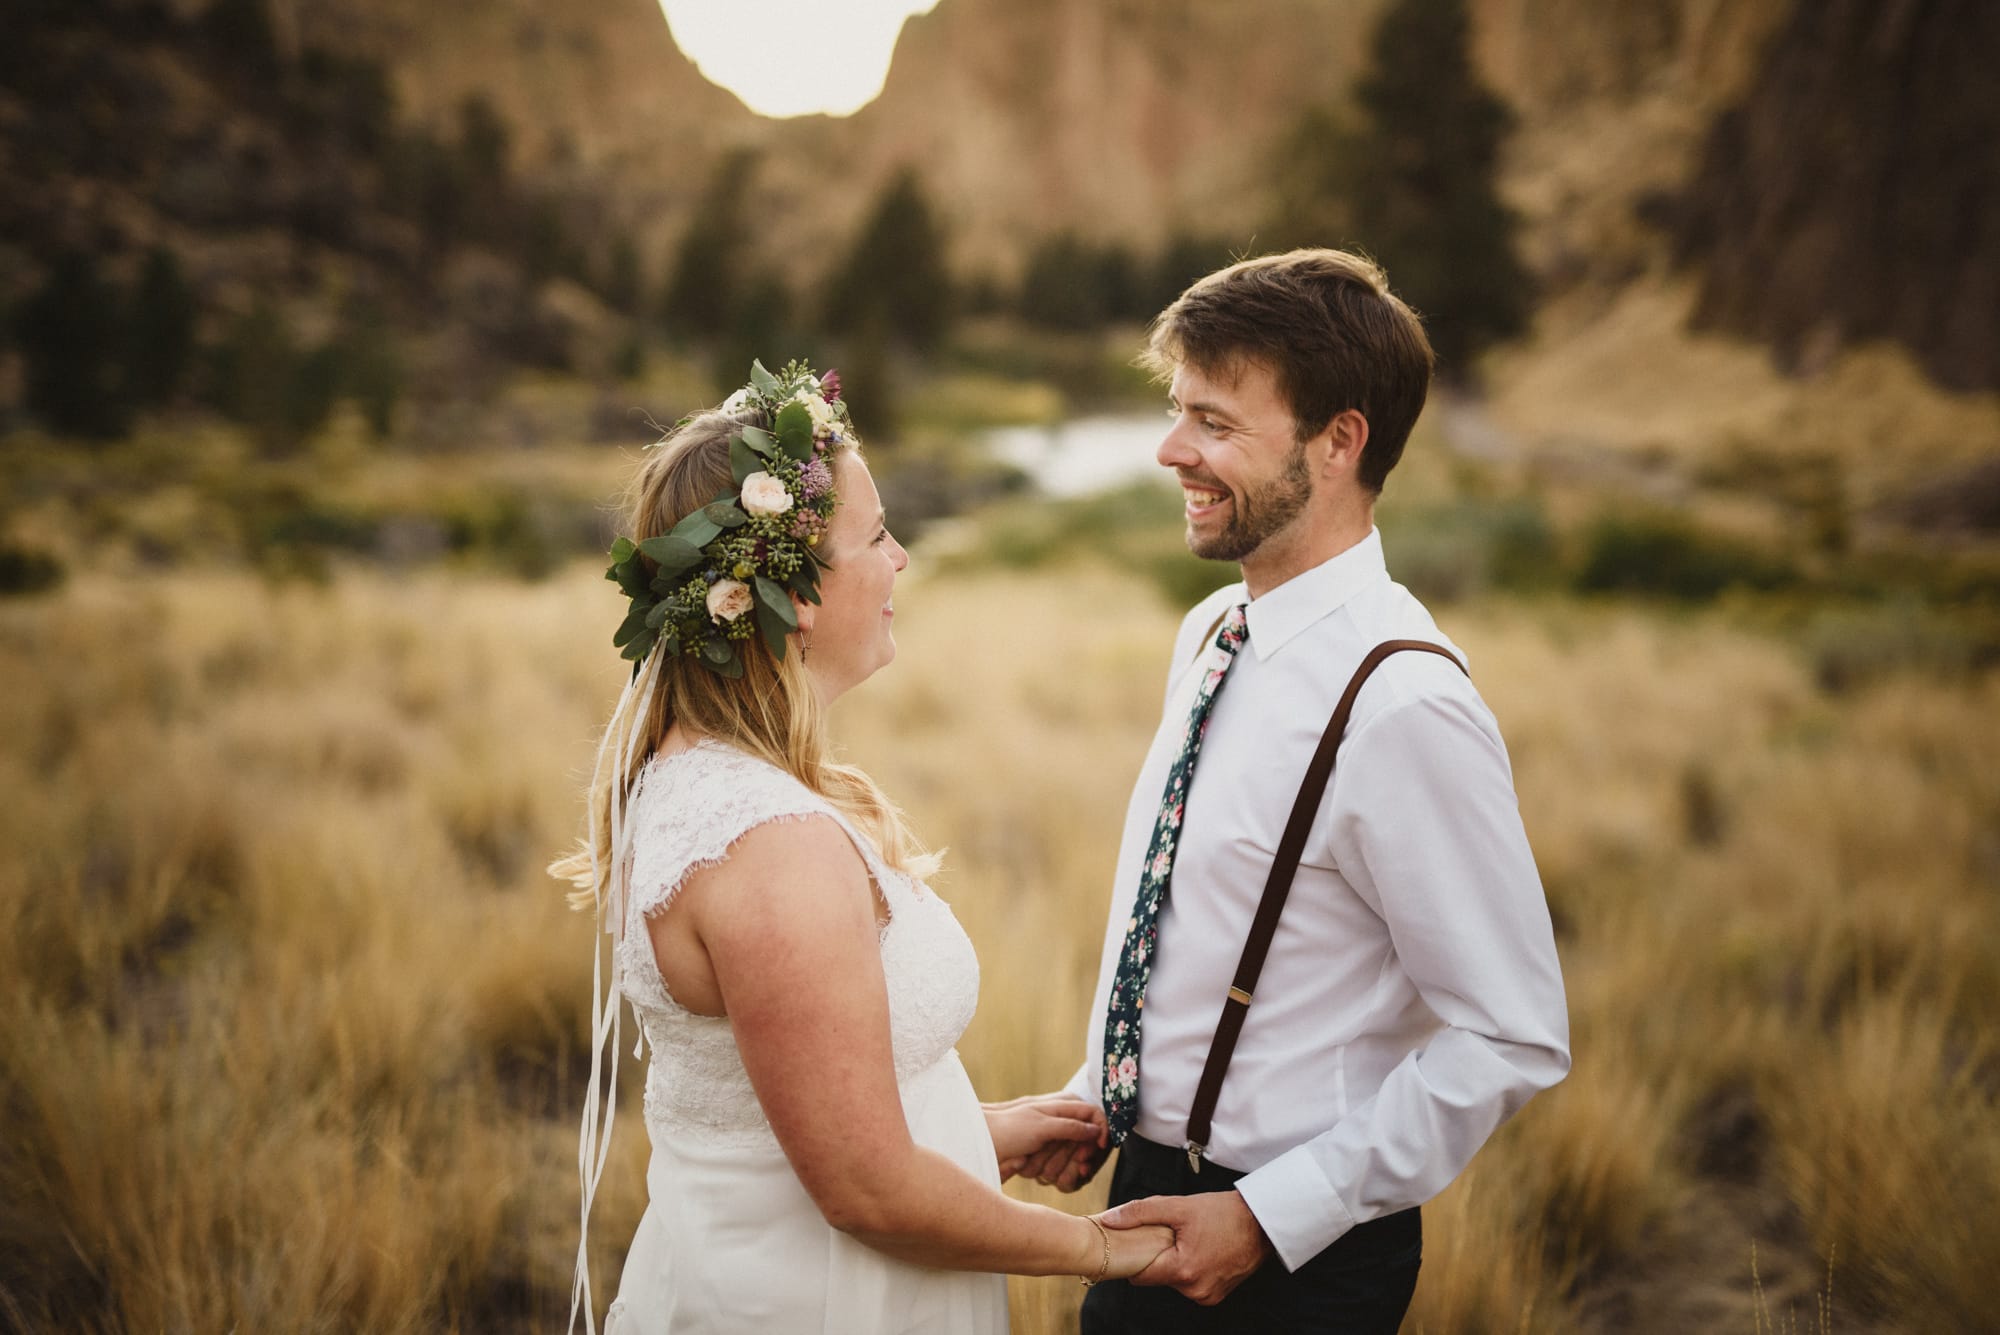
[1079,1215,1111,1287]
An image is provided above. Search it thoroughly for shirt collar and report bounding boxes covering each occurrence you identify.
[1242,528,1388,661]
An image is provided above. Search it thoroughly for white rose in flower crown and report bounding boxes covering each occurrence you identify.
[795,390,839,433]
[739,471,794,517]
[706,578,754,622]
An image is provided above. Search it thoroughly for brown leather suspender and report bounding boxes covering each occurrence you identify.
[1181,638,1469,1172]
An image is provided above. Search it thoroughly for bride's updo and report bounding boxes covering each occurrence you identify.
[550,404,938,914]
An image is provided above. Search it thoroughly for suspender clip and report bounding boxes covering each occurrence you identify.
[1185,1140,1205,1173]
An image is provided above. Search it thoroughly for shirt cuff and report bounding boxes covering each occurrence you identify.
[1060,1060,1094,1105]
[1233,1143,1357,1272]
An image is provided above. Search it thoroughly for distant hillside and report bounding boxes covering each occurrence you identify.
[0,0,654,439]
[1675,0,2000,393]
[294,0,1389,283]
[5,0,1996,445]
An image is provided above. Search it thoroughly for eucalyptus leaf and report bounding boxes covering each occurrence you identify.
[749,360,779,397]
[610,536,635,563]
[753,576,798,630]
[785,564,822,605]
[668,507,723,548]
[701,638,733,665]
[774,401,813,460]
[730,435,764,486]
[704,501,747,529]
[738,426,778,458]
[644,601,671,629]
[754,598,790,661]
[614,560,650,598]
[621,629,656,662]
[612,605,650,648]
[638,534,702,572]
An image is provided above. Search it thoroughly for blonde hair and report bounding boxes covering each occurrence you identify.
[549,408,940,915]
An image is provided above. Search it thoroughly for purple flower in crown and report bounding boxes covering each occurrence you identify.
[799,457,834,501]
[820,368,842,401]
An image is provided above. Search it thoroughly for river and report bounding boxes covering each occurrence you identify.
[982,413,1177,497]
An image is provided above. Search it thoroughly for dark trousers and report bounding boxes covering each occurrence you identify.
[1080,1134,1421,1335]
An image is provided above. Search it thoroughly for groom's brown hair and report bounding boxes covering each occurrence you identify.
[1141,248,1434,494]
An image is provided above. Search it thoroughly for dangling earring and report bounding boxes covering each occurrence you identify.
[799,632,812,662]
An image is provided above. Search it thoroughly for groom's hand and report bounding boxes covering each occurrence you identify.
[1018,1138,1104,1191]
[997,1091,1108,1190]
[1099,1189,1272,1305]
[985,1095,1105,1181]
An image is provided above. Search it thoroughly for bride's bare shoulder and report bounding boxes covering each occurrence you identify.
[677,811,872,925]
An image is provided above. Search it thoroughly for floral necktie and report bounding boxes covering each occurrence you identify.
[1101,603,1249,1145]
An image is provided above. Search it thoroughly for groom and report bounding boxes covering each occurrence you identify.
[1026,249,1570,1331]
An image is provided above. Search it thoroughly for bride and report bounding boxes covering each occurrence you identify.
[552,360,1171,1333]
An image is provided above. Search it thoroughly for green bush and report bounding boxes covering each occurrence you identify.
[0,544,65,596]
[1800,599,1989,693]
[1377,497,1560,604]
[1574,512,1799,601]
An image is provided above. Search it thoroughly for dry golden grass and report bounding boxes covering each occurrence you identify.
[2,553,1996,1332]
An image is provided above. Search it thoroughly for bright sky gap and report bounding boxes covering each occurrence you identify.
[657,0,942,118]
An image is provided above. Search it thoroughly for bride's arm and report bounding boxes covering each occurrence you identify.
[675,815,1167,1278]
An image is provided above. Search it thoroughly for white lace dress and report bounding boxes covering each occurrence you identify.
[604,740,1009,1335]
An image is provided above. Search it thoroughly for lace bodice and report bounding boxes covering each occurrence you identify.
[614,740,980,1149]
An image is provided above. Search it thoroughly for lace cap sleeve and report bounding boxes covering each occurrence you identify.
[625,742,835,925]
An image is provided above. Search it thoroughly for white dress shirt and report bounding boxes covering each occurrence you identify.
[1064,528,1570,1270]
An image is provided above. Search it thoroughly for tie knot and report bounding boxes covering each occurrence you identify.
[1216,603,1248,657]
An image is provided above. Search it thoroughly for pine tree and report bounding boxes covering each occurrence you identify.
[712,271,794,391]
[1269,0,1531,377]
[457,93,515,250]
[823,167,951,347]
[661,149,759,340]
[336,298,405,440]
[17,252,131,440]
[201,0,278,71]
[604,232,646,316]
[123,247,198,407]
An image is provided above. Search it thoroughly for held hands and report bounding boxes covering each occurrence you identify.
[982,1094,1106,1182]
[996,1089,1108,1191]
[1089,1212,1175,1281]
[1017,1134,1106,1192]
[1098,1189,1273,1306]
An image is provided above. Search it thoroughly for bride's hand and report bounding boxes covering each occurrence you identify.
[984,1096,1105,1180]
[1096,1215,1174,1281]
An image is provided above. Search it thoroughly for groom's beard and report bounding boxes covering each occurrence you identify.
[1186,438,1314,563]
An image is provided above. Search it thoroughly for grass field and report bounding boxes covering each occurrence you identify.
[3,504,1997,1330]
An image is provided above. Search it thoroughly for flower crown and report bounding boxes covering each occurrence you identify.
[606,359,853,679]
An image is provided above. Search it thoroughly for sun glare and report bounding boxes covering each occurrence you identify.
[658,0,942,119]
